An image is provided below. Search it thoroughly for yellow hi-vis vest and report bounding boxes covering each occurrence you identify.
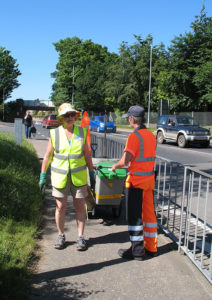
[50,125,87,188]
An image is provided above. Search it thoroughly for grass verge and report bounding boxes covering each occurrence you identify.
[0,132,43,299]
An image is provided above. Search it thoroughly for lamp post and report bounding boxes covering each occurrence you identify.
[2,88,5,122]
[147,36,153,128]
[71,62,75,106]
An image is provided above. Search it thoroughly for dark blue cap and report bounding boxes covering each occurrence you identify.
[122,105,145,118]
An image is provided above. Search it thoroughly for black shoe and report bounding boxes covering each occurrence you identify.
[145,249,157,257]
[118,248,145,261]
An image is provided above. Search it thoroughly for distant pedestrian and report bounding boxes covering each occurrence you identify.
[112,105,157,260]
[39,103,95,251]
[24,111,32,138]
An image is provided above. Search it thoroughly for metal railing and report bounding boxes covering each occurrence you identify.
[150,157,212,284]
[179,166,212,284]
[91,132,212,284]
[91,133,125,158]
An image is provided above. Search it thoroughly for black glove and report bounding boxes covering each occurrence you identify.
[89,170,96,190]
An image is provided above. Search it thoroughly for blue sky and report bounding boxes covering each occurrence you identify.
[1,0,211,101]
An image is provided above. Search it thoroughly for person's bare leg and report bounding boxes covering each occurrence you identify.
[55,197,67,235]
[73,198,86,236]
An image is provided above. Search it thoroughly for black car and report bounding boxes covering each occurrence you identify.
[156,115,211,148]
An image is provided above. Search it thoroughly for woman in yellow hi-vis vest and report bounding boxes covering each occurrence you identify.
[39,103,95,250]
[112,105,157,260]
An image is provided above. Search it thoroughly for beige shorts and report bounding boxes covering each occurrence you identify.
[52,176,88,199]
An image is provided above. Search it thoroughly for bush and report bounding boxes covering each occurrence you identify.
[0,133,42,223]
[0,132,43,299]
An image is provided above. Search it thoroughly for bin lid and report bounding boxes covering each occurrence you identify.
[96,161,127,179]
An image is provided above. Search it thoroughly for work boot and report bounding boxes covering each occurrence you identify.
[118,247,145,261]
[145,249,157,257]
[55,234,66,249]
[76,236,87,251]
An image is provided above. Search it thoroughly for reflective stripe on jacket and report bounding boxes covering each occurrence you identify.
[126,128,156,186]
[50,125,87,188]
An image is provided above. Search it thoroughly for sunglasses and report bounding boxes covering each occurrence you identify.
[63,112,76,118]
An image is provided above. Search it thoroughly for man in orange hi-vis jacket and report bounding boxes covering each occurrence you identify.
[80,111,91,152]
[80,111,95,190]
[112,105,157,261]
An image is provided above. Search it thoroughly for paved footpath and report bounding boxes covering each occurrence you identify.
[27,138,212,300]
[0,123,211,299]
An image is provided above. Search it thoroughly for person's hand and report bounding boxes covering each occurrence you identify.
[111,164,116,173]
[89,170,96,189]
[39,172,46,191]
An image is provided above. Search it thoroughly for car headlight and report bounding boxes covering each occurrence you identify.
[186,130,193,135]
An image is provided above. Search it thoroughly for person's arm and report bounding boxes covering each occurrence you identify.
[84,139,95,188]
[41,138,54,173]
[112,151,132,172]
[84,142,94,172]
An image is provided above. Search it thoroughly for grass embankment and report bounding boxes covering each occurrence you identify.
[0,132,43,299]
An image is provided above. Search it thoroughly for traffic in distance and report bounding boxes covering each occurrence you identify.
[42,114,59,129]
[156,115,211,148]
[37,113,211,149]
[0,121,211,173]
[89,116,116,133]
[37,114,117,133]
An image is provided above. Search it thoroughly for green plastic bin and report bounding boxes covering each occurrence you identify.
[95,162,127,206]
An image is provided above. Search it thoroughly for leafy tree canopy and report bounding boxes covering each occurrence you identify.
[0,47,21,104]
[164,6,212,111]
[51,6,212,113]
[51,37,118,112]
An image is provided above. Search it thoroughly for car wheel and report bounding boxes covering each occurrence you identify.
[200,141,210,148]
[157,131,165,144]
[177,134,187,148]
[112,128,116,133]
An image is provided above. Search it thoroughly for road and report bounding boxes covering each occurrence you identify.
[114,129,212,175]
[1,122,212,174]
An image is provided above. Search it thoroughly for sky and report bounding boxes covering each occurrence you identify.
[1,0,212,102]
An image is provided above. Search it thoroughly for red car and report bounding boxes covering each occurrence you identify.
[42,114,59,129]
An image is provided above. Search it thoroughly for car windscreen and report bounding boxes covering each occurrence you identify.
[176,116,198,126]
[50,115,57,120]
[95,116,113,122]
[98,116,104,122]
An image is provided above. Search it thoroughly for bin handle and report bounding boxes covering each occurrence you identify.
[96,166,108,178]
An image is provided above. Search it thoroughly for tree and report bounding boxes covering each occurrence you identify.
[164,6,212,111]
[0,47,21,104]
[104,35,168,112]
[51,37,117,112]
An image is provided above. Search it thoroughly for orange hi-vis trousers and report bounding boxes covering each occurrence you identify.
[142,189,157,253]
[126,186,157,256]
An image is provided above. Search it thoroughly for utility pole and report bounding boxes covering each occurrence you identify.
[147,36,153,128]
[2,88,5,122]
[72,62,75,106]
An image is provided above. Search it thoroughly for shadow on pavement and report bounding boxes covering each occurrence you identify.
[32,257,125,284]
[30,279,104,299]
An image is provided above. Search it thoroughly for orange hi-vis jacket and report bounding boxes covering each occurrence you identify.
[125,126,157,253]
[125,127,156,188]
[80,111,91,151]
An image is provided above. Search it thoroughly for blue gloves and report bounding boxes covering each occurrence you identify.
[89,170,96,190]
[39,172,46,191]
